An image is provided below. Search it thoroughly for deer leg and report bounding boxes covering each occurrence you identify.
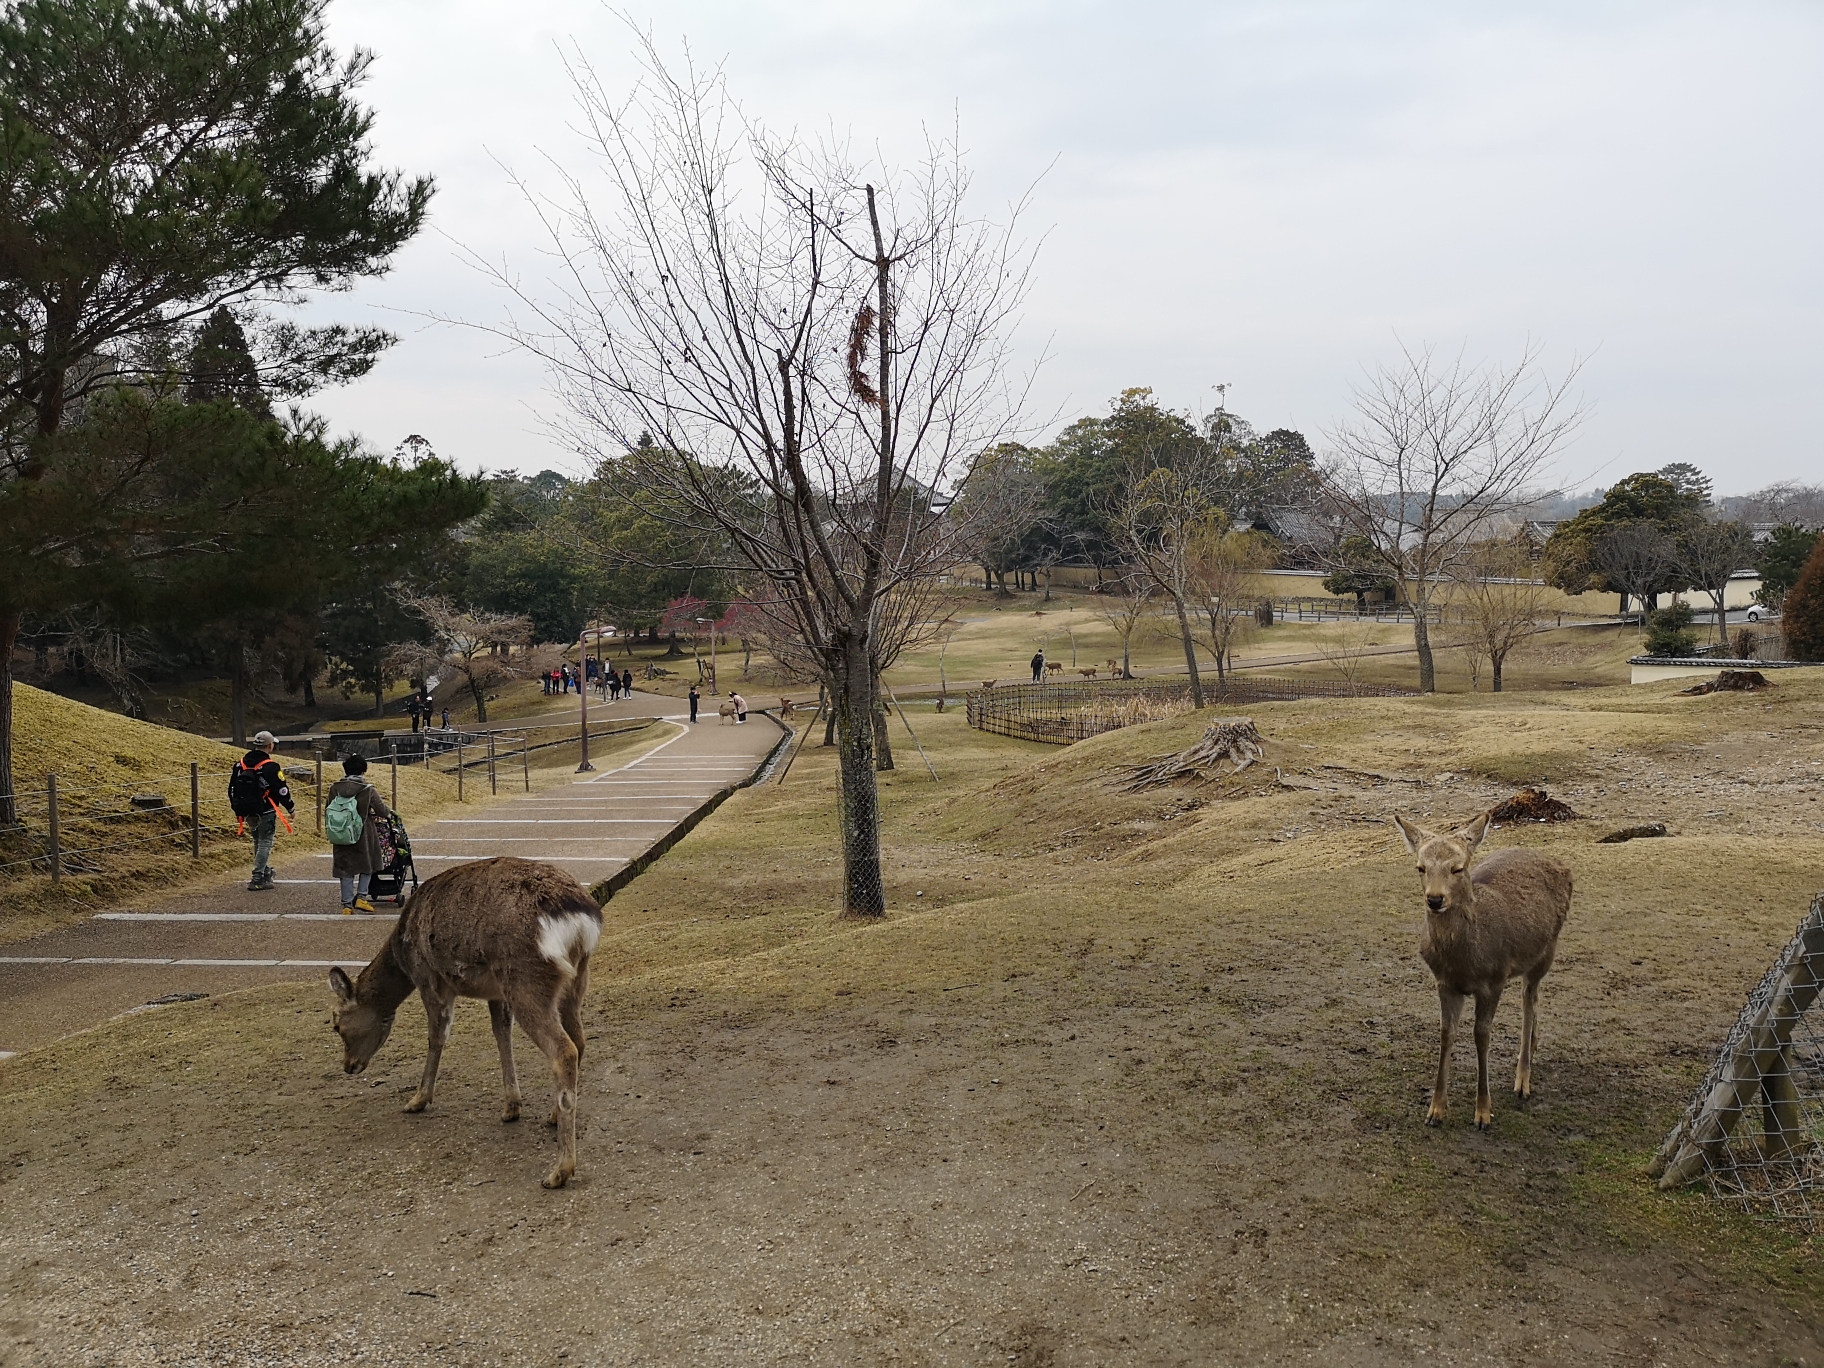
[490,999,521,1123]
[1514,975,1542,1101]
[518,1009,582,1189]
[1473,988,1501,1130]
[405,987,454,1114]
[1429,986,1464,1126]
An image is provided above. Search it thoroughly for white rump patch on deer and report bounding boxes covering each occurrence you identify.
[537,912,601,970]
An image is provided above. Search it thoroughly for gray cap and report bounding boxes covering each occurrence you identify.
[252,730,277,749]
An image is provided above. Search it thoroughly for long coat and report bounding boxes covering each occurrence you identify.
[326,776,392,877]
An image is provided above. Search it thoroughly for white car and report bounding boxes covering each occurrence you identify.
[1745,605,1777,623]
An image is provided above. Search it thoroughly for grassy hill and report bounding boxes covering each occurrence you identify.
[2,669,1821,1359]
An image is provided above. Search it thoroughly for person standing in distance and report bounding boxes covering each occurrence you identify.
[688,683,701,723]
[228,730,294,892]
[621,666,634,698]
[730,690,748,723]
[1030,650,1045,683]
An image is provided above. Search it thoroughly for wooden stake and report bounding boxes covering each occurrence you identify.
[390,744,399,811]
[190,762,201,857]
[46,774,60,884]
[457,743,464,802]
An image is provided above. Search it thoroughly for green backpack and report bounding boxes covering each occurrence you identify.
[324,791,365,846]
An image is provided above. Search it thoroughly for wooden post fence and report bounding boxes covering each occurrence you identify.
[521,734,530,793]
[488,734,497,795]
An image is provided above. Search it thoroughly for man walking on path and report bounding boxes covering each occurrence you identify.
[688,683,700,722]
[621,667,634,698]
[1030,650,1045,683]
[229,730,294,892]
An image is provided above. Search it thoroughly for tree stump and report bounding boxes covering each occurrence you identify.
[1116,718,1266,792]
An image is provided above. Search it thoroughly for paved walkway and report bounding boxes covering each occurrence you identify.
[0,692,783,1055]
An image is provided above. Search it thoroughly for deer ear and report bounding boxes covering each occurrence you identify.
[328,967,355,1004]
[1393,813,1427,853]
[1455,812,1490,853]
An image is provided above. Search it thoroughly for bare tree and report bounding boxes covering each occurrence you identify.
[1324,343,1582,691]
[1098,573,1155,680]
[1187,525,1272,682]
[1118,450,1226,707]
[392,595,536,725]
[1448,541,1546,692]
[477,40,1033,915]
[1675,517,1759,650]
[1590,521,1679,619]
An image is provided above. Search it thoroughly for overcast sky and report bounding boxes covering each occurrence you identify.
[300,0,1821,496]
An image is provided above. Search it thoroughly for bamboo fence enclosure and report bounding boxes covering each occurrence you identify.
[964,676,1413,745]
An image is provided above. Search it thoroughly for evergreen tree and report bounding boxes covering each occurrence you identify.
[0,0,432,819]
[1782,534,1824,662]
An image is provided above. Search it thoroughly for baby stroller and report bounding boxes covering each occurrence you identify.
[367,811,418,906]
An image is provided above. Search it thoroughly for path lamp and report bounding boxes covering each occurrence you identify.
[576,624,596,773]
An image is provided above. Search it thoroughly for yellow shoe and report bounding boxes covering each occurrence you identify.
[351,897,376,914]
[340,904,354,915]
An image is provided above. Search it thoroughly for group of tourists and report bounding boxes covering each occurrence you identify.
[543,659,636,702]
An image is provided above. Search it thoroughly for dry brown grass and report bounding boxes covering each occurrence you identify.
[2,674,1822,1361]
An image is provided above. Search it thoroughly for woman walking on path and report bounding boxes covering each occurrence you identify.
[325,754,392,914]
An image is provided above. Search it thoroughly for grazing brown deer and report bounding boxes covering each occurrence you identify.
[779,697,797,719]
[718,698,737,725]
[1394,812,1572,1130]
[981,679,998,690]
[1046,661,1064,676]
[1105,658,1121,677]
[1077,666,1098,679]
[327,857,601,1188]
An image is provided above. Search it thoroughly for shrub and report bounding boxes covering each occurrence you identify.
[1783,533,1824,661]
[1643,602,1697,657]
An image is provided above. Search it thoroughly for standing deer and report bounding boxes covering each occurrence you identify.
[1393,812,1572,1131]
[327,856,600,1188]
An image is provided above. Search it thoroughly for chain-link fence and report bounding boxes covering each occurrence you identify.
[1651,893,1824,1227]
[964,675,1415,745]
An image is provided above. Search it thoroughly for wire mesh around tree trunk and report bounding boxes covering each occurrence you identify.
[1650,893,1824,1227]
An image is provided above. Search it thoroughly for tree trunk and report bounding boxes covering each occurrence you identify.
[1172,596,1204,708]
[373,680,385,718]
[1412,604,1436,693]
[229,641,249,746]
[469,674,488,725]
[834,643,885,916]
[0,610,18,827]
[303,677,317,709]
[1491,651,1505,692]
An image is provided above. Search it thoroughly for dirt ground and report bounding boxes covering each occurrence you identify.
[2,674,1823,1365]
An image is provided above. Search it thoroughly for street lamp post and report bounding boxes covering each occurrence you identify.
[576,624,595,773]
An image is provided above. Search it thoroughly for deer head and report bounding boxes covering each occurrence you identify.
[328,966,396,1075]
[1394,812,1490,915]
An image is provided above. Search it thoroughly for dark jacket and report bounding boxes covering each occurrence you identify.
[326,776,392,877]
[237,750,295,814]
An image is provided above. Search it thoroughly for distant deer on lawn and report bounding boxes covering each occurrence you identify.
[1046,661,1064,676]
[1077,666,1098,679]
[1105,658,1121,677]
[779,697,797,720]
[1393,812,1572,1131]
[327,857,600,1188]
